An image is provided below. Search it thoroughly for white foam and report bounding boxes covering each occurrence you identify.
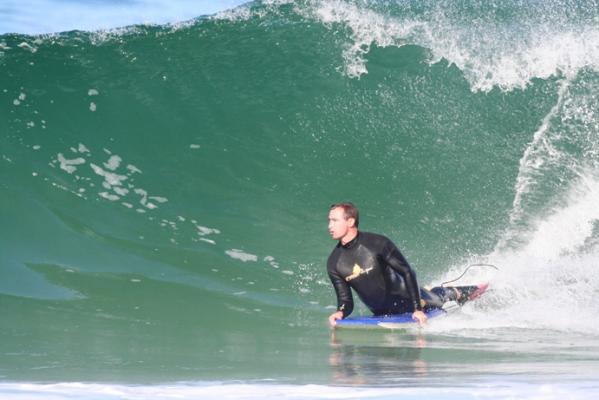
[99,192,120,201]
[196,226,220,236]
[498,72,599,251]
[424,23,599,91]
[17,42,37,52]
[135,188,148,205]
[57,153,85,174]
[113,187,129,196]
[127,164,142,174]
[501,79,571,236]
[225,249,258,262]
[90,163,128,187]
[0,381,596,400]
[149,196,168,203]
[302,1,599,91]
[103,155,122,171]
[519,175,599,259]
[440,174,599,336]
[212,4,253,22]
[308,1,423,78]
[264,255,280,269]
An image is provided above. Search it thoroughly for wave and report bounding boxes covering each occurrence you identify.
[2,0,599,384]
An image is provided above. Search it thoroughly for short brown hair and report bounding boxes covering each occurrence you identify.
[330,202,359,227]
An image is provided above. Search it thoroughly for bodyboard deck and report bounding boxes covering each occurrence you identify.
[336,308,446,329]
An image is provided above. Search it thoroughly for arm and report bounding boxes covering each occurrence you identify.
[383,240,426,324]
[328,269,354,327]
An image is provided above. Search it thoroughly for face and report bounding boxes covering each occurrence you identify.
[328,207,355,240]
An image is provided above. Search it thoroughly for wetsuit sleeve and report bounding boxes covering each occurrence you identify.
[328,268,354,318]
[383,240,422,311]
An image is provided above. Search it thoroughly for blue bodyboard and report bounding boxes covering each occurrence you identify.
[335,283,489,329]
[335,308,446,329]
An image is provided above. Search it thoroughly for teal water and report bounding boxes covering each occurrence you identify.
[2,1,599,398]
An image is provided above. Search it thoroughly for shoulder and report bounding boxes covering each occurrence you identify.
[360,231,399,255]
[360,231,393,246]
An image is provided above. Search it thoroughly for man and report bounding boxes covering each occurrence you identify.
[327,202,466,328]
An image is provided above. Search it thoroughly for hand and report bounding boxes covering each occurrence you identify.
[412,310,427,326]
[328,311,344,328]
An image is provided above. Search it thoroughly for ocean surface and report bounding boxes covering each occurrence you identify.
[2,0,599,398]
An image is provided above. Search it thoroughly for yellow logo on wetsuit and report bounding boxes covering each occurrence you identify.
[345,263,373,282]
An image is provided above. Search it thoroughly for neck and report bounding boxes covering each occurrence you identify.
[340,229,358,245]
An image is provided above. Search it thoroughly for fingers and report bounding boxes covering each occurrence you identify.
[329,311,343,328]
[412,311,428,326]
[329,317,337,328]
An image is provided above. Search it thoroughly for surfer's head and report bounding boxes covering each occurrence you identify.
[328,202,359,242]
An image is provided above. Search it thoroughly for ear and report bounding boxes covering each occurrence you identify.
[347,218,356,228]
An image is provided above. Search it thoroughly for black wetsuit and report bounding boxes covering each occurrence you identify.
[328,231,457,318]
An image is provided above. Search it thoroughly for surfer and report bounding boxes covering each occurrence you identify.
[327,202,471,328]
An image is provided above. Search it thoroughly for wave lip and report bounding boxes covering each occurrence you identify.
[0,0,249,35]
[299,0,599,91]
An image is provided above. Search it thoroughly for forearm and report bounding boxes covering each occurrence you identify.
[329,273,354,317]
[404,273,422,311]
